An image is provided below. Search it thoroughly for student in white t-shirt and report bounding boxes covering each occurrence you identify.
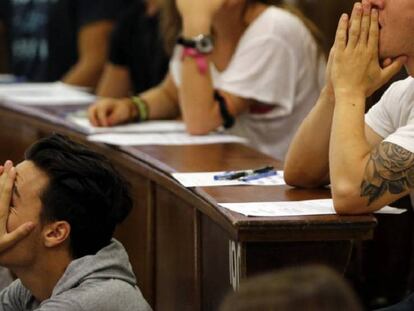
[284,0,412,215]
[365,78,414,207]
[88,0,325,160]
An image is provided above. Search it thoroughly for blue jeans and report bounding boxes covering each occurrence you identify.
[376,293,414,311]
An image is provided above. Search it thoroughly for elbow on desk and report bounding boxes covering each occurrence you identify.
[283,166,327,189]
[332,183,368,215]
[184,120,217,136]
[185,125,211,136]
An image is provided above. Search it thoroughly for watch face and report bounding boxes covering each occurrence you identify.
[195,35,214,53]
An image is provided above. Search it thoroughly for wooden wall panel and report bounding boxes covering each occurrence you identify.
[155,186,200,311]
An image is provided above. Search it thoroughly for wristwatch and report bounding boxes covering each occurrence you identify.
[177,34,214,54]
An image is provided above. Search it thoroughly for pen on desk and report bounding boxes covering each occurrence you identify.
[213,166,274,180]
[239,169,277,182]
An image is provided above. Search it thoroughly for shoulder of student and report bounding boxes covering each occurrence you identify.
[37,280,151,311]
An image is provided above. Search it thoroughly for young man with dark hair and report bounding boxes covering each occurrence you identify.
[285,0,412,213]
[0,134,151,310]
[284,0,414,309]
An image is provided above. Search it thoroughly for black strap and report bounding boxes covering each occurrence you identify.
[176,36,196,48]
[214,91,235,129]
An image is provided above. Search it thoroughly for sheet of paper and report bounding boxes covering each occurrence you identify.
[0,74,17,83]
[0,82,95,106]
[219,199,406,217]
[87,132,248,146]
[67,114,186,134]
[172,171,285,187]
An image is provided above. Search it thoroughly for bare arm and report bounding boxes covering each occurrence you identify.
[329,1,407,214]
[62,21,114,89]
[96,63,132,98]
[177,0,250,134]
[284,87,334,188]
[284,27,338,188]
[284,1,400,190]
[89,72,180,126]
[140,72,180,120]
[90,0,255,129]
[284,104,386,189]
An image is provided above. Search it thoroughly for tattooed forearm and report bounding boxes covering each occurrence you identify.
[361,142,414,205]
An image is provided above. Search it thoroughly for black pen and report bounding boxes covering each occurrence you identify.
[214,166,274,180]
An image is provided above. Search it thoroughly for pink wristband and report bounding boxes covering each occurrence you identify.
[181,47,209,74]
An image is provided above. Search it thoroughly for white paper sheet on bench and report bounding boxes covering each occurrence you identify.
[67,114,186,134]
[0,82,95,106]
[219,199,406,217]
[172,171,285,187]
[87,132,248,146]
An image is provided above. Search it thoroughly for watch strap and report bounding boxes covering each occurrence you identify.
[177,37,196,48]
[176,34,213,53]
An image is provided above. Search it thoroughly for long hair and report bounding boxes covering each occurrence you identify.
[160,0,324,56]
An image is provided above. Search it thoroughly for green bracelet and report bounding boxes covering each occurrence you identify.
[131,96,149,122]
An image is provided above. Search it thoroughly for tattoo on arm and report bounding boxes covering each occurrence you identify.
[361,142,414,205]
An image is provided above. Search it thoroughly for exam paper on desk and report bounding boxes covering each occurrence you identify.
[219,199,406,217]
[67,114,187,134]
[87,132,249,146]
[172,171,285,187]
[0,82,95,106]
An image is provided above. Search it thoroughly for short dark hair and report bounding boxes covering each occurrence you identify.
[220,265,363,311]
[25,133,132,258]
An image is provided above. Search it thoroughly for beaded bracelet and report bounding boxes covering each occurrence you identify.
[131,96,149,122]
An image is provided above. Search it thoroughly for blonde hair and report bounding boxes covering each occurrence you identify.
[160,0,324,56]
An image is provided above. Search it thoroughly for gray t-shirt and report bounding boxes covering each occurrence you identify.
[0,239,152,311]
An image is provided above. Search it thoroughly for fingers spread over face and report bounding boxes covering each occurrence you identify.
[0,161,13,192]
[0,165,15,232]
[0,222,35,253]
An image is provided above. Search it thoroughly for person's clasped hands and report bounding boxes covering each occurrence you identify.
[0,160,35,253]
[330,0,407,99]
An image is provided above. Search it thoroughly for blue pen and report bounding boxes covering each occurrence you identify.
[239,170,277,182]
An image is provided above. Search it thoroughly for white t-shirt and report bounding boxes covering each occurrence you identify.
[365,76,414,206]
[171,6,325,160]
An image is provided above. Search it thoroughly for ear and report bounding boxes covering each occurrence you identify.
[42,221,71,248]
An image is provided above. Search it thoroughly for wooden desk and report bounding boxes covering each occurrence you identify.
[0,104,376,311]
